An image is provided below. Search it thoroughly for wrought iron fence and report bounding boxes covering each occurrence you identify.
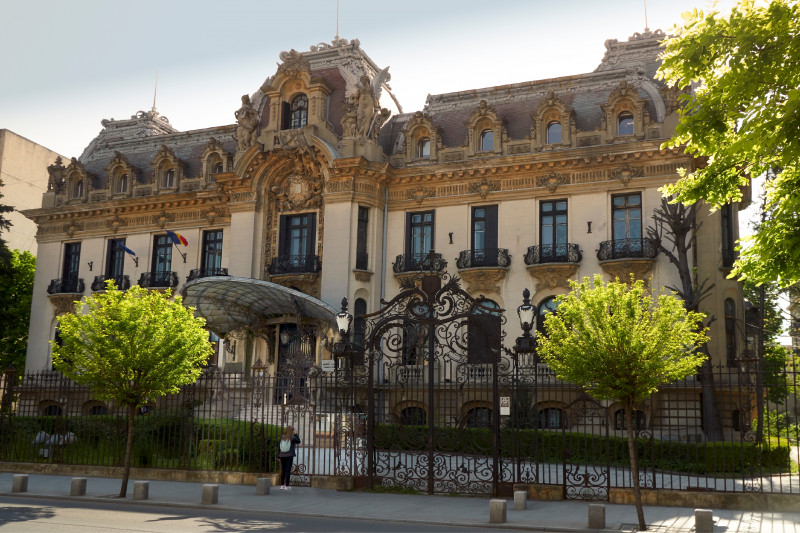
[138,271,179,288]
[187,268,229,282]
[47,276,84,294]
[267,255,321,275]
[91,275,131,291]
[596,238,659,261]
[1,362,798,496]
[392,252,446,273]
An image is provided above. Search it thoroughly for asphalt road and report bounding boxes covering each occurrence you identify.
[0,495,531,532]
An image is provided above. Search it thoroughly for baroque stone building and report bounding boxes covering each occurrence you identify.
[23,32,747,433]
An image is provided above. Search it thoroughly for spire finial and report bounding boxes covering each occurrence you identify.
[151,70,159,113]
[643,0,649,31]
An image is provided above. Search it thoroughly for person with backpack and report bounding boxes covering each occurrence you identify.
[277,425,301,490]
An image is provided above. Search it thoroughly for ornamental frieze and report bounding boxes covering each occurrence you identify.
[468,178,500,199]
[535,172,570,193]
[407,186,435,205]
[611,165,644,186]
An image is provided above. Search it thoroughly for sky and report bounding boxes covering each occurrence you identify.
[0,0,739,159]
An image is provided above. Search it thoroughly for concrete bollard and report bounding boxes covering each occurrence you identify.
[70,477,87,496]
[133,481,149,500]
[11,474,28,493]
[513,490,527,510]
[588,503,606,529]
[695,509,714,533]
[256,478,271,495]
[202,484,219,505]
[489,499,507,523]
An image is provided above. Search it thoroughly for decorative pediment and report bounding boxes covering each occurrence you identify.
[532,91,575,148]
[152,144,186,191]
[201,137,233,181]
[403,112,441,160]
[63,157,93,202]
[601,80,649,141]
[464,100,503,156]
[535,172,570,193]
[105,151,138,198]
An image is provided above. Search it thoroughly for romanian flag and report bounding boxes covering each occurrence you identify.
[113,239,137,257]
[166,230,188,247]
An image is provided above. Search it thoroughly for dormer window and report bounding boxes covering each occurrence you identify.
[117,174,128,194]
[618,111,634,136]
[480,129,493,152]
[291,94,308,129]
[546,121,562,144]
[164,169,175,188]
[74,180,84,198]
[417,138,431,158]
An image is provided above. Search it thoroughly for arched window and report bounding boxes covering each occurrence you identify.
[401,406,426,426]
[618,111,634,136]
[546,121,562,144]
[290,94,308,129]
[117,174,128,194]
[537,296,559,336]
[164,169,175,188]
[74,180,84,198]
[465,407,492,428]
[42,403,62,416]
[468,300,501,364]
[213,161,224,174]
[480,129,494,152]
[539,407,565,429]
[614,409,646,430]
[725,298,737,365]
[417,137,430,158]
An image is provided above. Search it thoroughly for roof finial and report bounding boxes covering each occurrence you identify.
[151,70,159,113]
[643,0,649,31]
[335,0,340,39]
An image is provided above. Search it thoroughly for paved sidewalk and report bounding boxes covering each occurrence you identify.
[1,473,799,532]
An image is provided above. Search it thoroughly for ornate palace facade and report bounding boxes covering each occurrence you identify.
[23,31,747,431]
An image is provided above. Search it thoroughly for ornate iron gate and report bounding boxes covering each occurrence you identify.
[361,269,505,495]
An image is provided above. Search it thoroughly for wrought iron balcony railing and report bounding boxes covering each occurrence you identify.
[187,268,229,282]
[596,238,659,261]
[138,271,179,288]
[524,243,582,265]
[456,248,511,269]
[91,274,131,291]
[268,255,321,275]
[355,251,369,271]
[47,276,84,294]
[393,252,447,274]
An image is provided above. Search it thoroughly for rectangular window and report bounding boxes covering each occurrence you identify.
[62,242,81,291]
[356,206,369,270]
[406,210,434,261]
[106,239,126,280]
[152,235,173,285]
[540,200,568,260]
[721,203,735,267]
[201,230,223,274]
[612,193,642,241]
[470,205,498,267]
[278,213,317,272]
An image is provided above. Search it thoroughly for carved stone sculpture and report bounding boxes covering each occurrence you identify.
[234,95,259,152]
[356,75,379,138]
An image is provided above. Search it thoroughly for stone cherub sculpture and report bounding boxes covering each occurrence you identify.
[234,94,259,152]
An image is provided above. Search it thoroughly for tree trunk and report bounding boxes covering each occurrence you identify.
[119,404,136,498]
[625,400,647,531]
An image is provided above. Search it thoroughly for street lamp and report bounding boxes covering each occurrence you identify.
[516,288,537,354]
[336,297,353,338]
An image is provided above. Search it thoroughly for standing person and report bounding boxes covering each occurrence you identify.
[277,425,301,490]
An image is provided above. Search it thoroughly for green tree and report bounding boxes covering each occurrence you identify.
[537,276,708,531]
[657,0,800,286]
[0,250,36,375]
[51,283,212,497]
